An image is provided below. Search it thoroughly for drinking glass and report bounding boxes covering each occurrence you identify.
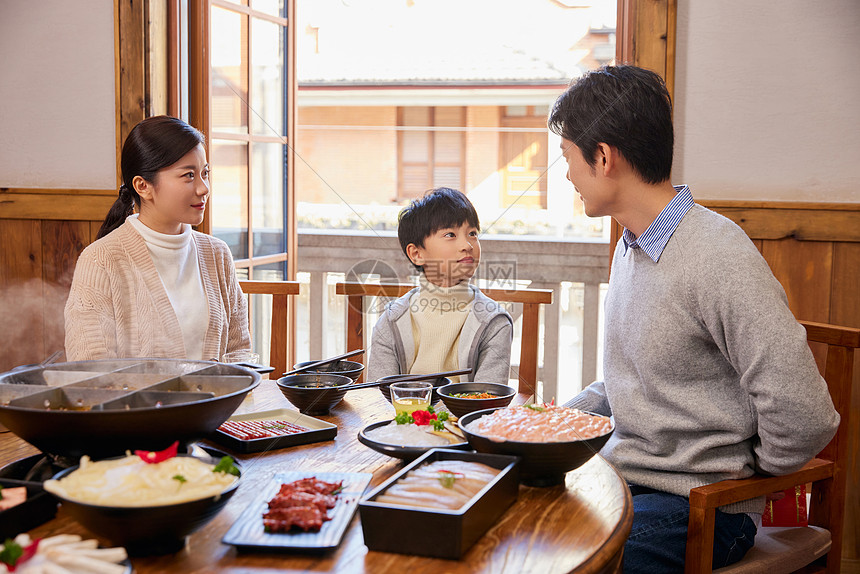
[390,382,433,415]
[221,350,261,365]
[221,350,262,411]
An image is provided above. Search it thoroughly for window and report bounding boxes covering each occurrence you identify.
[204,0,294,366]
[398,106,466,200]
[210,0,288,278]
[499,105,550,209]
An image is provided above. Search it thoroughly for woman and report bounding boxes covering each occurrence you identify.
[64,115,250,361]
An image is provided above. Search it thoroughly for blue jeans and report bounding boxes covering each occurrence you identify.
[623,485,757,574]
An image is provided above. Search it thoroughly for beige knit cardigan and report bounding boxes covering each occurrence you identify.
[64,221,250,361]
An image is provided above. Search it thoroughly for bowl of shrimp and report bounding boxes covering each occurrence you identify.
[458,404,614,487]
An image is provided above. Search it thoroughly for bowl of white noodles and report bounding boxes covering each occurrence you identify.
[43,445,240,556]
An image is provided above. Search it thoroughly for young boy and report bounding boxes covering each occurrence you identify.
[550,66,839,572]
[367,187,513,385]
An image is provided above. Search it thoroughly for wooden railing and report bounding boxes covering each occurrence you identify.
[294,230,610,403]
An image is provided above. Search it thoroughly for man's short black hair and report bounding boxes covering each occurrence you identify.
[548,65,674,184]
[397,187,480,271]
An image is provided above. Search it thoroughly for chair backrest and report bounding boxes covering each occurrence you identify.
[334,281,553,397]
[684,320,859,574]
[239,280,301,377]
[799,320,859,563]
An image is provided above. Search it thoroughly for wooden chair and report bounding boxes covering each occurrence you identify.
[238,280,301,377]
[685,320,860,574]
[334,281,552,397]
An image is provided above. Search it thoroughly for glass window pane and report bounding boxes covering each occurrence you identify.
[434,107,462,127]
[211,140,249,259]
[251,141,285,257]
[402,107,429,126]
[251,262,285,281]
[295,1,615,239]
[248,262,286,367]
[252,0,283,18]
[435,131,461,164]
[251,17,284,136]
[212,6,249,134]
[401,130,429,162]
[433,166,461,190]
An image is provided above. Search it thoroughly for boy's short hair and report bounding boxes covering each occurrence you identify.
[547,65,674,184]
[397,187,480,271]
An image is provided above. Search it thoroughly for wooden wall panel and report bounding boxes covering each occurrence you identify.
[831,242,860,327]
[41,221,91,362]
[760,238,833,323]
[831,241,860,571]
[119,0,147,144]
[0,220,45,371]
[0,192,116,221]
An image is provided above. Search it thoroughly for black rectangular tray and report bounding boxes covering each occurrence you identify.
[209,408,337,453]
[222,471,373,551]
[0,478,59,539]
[358,448,520,559]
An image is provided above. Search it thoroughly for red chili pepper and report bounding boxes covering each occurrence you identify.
[5,538,40,572]
[135,440,179,464]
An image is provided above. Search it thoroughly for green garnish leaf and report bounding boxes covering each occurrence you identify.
[394,411,413,425]
[213,456,240,476]
[426,405,435,414]
[431,419,445,431]
[437,411,449,422]
[172,474,187,486]
[0,539,23,567]
[525,404,546,412]
[436,470,464,489]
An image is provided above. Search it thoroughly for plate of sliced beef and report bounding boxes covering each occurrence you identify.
[222,471,372,551]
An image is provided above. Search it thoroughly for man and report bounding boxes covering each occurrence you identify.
[550,65,838,572]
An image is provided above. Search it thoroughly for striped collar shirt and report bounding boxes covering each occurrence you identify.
[622,185,695,262]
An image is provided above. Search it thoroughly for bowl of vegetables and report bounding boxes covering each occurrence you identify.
[437,382,517,418]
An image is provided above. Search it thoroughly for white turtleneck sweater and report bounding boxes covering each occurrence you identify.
[128,215,208,359]
[409,275,474,382]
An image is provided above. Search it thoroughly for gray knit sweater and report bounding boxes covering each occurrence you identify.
[566,204,839,514]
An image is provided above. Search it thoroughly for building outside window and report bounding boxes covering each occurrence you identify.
[209,0,617,400]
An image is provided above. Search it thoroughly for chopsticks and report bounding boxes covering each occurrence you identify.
[341,368,474,391]
[281,349,364,377]
[372,368,472,384]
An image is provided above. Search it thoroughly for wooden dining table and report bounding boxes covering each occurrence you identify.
[0,381,633,574]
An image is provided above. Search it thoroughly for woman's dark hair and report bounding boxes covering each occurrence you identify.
[548,65,674,184]
[397,187,480,271]
[97,115,205,239]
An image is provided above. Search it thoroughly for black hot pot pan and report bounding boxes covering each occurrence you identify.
[0,359,260,459]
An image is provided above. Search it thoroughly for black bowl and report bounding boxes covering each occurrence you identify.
[276,373,353,415]
[437,382,517,419]
[43,447,240,556]
[377,376,451,405]
[292,360,365,382]
[458,407,614,487]
[358,420,470,461]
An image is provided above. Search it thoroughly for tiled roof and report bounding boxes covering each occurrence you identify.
[297,0,612,86]
[300,44,579,86]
